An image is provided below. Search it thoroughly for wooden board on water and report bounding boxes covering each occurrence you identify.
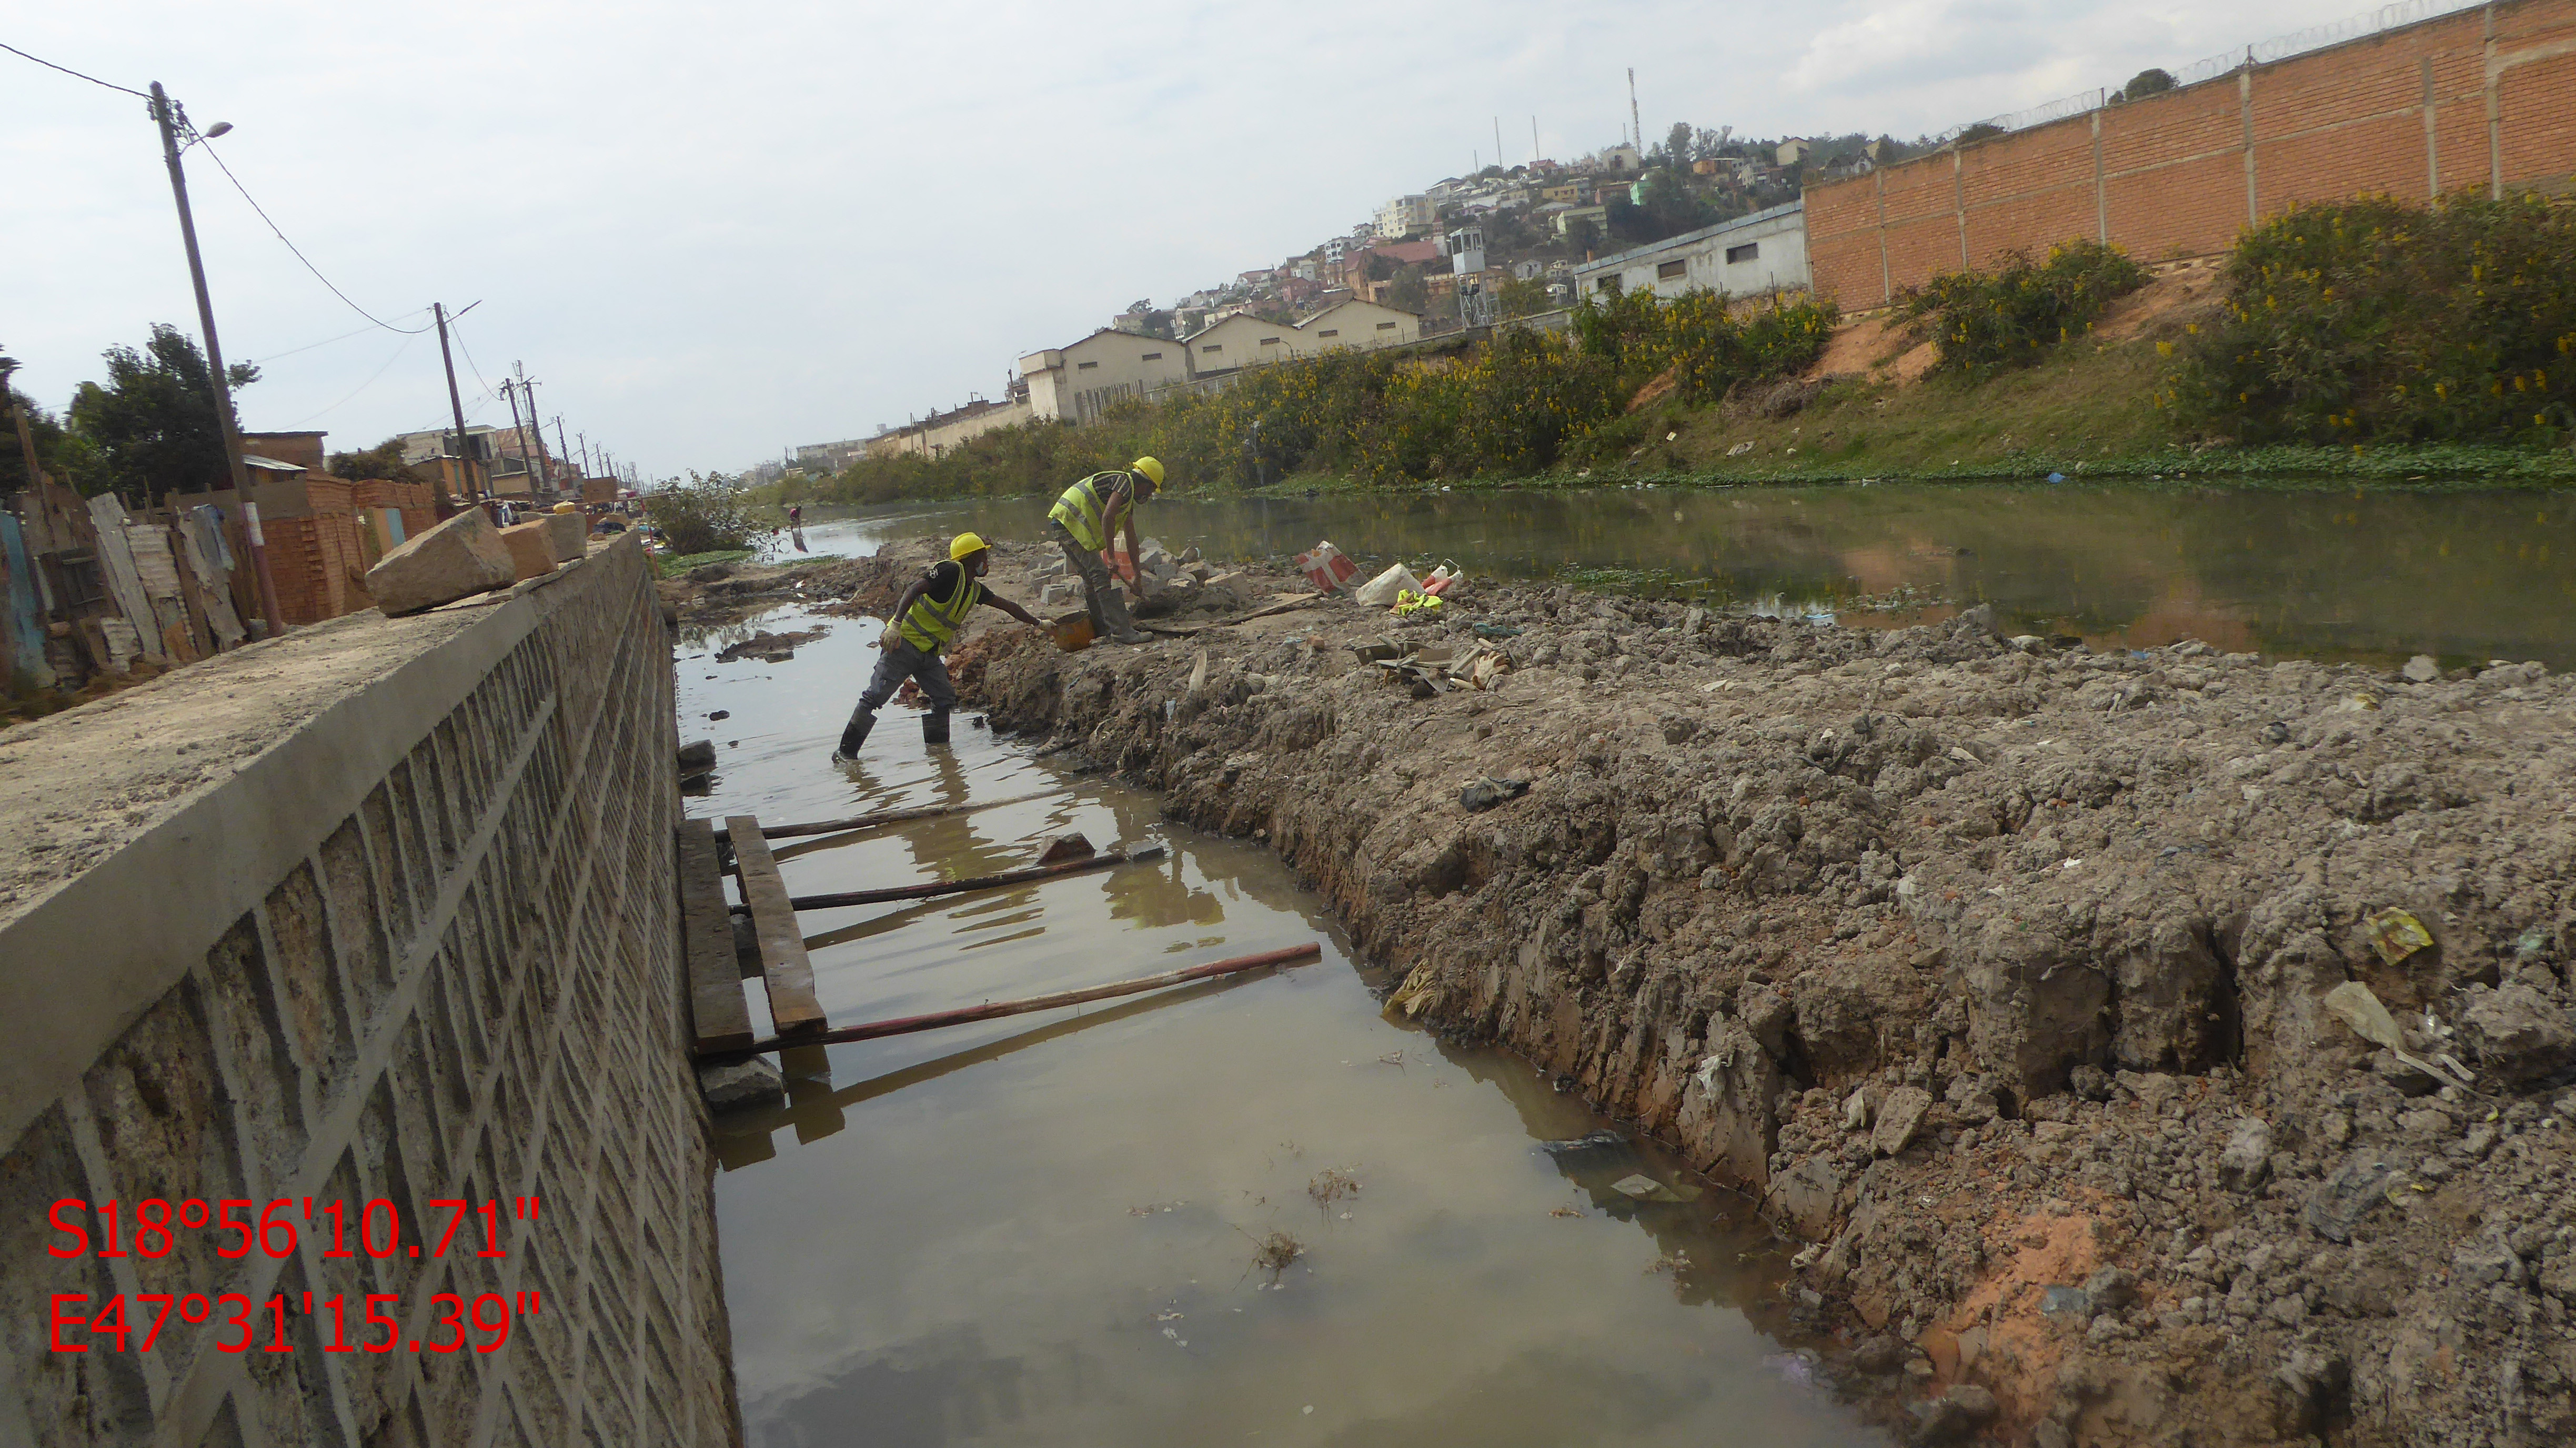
[727,814,827,1037]
[677,819,754,1051]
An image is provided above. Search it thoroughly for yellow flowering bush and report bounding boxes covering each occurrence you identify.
[2168,192,2576,444]
[1895,239,2145,376]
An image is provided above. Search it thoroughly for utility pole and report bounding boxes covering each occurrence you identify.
[431,302,481,512]
[499,377,532,499]
[148,83,281,636]
[552,416,572,480]
[512,365,555,497]
[1494,116,1504,169]
[1532,116,1541,165]
[147,84,251,502]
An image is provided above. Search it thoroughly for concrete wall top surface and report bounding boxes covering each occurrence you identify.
[0,540,613,1154]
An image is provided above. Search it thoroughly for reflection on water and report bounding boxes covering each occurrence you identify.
[789,482,2576,668]
[688,608,1883,1446]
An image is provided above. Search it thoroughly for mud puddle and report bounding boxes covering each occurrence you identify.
[680,603,1885,1446]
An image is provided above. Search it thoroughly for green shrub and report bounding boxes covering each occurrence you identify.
[642,479,764,555]
[788,288,1836,500]
[2165,192,2576,446]
[1897,239,2146,376]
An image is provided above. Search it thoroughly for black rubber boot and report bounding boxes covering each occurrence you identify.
[922,711,952,747]
[835,711,874,761]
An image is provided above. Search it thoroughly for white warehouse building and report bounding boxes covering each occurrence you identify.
[1570,199,1809,304]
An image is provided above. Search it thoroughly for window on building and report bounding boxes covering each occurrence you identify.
[1376,321,1398,331]
[1318,329,1340,338]
[1594,276,1619,294]
[1141,351,1162,360]
[1656,259,1688,280]
[1260,337,1282,346]
[1726,242,1759,264]
[1078,360,1100,370]
[1203,344,1223,353]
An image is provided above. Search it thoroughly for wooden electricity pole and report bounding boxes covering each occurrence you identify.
[147,84,250,501]
[431,301,482,511]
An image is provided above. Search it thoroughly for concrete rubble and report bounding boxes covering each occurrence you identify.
[919,548,2576,1448]
[365,507,517,616]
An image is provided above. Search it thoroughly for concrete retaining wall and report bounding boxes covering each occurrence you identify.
[0,536,735,1446]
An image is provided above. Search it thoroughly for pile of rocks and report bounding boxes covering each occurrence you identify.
[955,564,2576,1446]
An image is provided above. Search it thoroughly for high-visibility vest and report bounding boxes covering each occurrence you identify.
[1048,471,1127,552]
[894,566,983,653]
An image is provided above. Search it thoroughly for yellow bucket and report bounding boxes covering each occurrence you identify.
[1050,613,1095,652]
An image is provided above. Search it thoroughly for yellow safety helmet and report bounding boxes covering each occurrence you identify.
[949,531,990,561]
[1130,456,1165,489]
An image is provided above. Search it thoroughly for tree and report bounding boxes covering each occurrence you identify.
[1496,276,1552,319]
[1383,266,1431,315]
[327,437,425,482]
[1,347,69,495]
[1363,252,1403,282]
[65,325,257,501]
[2121,68,2176,102]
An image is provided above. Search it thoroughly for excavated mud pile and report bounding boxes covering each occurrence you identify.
[955,565,2576,1448]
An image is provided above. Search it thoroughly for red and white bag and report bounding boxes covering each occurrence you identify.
[1295,540,1360,594]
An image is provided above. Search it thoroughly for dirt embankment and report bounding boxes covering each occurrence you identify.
[941,557,2576,1447]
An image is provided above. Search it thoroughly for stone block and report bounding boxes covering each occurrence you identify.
[366,508,516,616]
[1871,1085,1934,1156]
[541,510,589,561]
[497,521,558,582]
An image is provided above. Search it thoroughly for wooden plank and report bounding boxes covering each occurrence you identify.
[677,819,754,1051]
[746,843,1165,912]
[726,814,827,1037]
[698,943,1321,1057]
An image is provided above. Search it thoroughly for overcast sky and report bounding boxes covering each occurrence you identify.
[5,0,2379,479]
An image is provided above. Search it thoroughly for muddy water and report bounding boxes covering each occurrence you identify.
[686,604,1881,1445]
[792,481,2576,667]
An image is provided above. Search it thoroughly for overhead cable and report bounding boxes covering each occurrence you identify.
[194,137,430,335]
[0,39,149,98]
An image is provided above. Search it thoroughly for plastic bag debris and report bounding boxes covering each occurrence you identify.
[1354,562,1423,609]
[2322,981,2472,1089]
[2365,907,2434,966]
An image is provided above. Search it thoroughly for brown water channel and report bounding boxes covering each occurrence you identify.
[796,480,2576,668]
[686,560,1877,1444]
[697,478,2570,1443]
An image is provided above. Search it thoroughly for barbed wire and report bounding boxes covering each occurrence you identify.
[1932,87,2107,146]
[1940,0,2484,147]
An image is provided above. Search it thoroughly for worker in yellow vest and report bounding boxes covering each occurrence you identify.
[835,532,1044,759]
[1046,457,1161,645]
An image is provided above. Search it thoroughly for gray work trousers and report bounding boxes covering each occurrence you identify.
[851,637,954,721]
[1053,520,1139,639]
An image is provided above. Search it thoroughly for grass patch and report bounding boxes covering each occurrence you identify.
[654,548,756,579]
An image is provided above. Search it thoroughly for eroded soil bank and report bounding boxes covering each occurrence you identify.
[709,538,2576,1447]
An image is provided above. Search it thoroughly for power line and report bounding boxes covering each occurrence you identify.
[281,330,421,428]
[448,319,500,404]
[0,39,148,98]
[251,310,433,365]
[193,137,429,335]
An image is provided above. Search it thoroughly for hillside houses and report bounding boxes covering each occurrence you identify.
[811,123,1856,474]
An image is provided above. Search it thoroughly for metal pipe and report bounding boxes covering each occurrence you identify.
[699,943,1322,1057]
